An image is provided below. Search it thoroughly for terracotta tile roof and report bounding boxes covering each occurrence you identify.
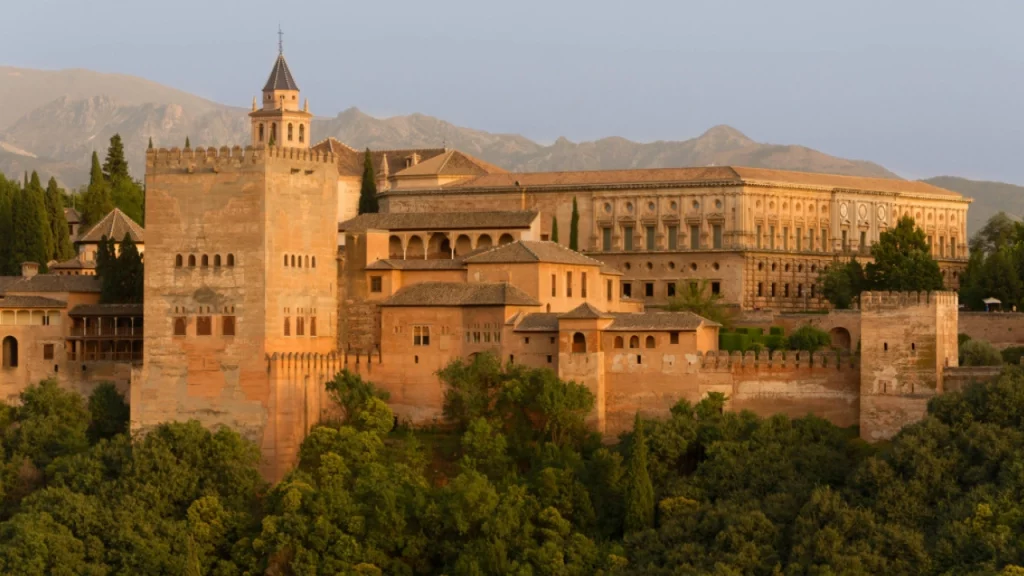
[600,265,623,276]
[464,241,606,267]
[263,53,299,91]
[365,259,467,271]
[393,150,507,177]
[69,303,143,317]
[2,275,101,294]
[606,311,719,331]
[380,282,541,307]
[50,257,96,271]
[374,165,963,199]
[339,210,538,232]
[559,302,612,319]
[78,208,144,244]
[0,295,67,309]
[514,313,560,332]
[0,277,22,293]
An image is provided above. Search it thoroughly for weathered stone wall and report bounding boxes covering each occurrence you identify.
[943,366,1003,393]
[958,312,1024,348]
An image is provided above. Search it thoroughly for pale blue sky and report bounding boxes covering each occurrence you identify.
[4,0,1024,183]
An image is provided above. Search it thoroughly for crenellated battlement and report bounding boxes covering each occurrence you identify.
[860,290,958,311]
[692,349,858,373]
[146,145,337,174]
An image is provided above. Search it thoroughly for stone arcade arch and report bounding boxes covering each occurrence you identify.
[389,236,404,259]
[498,233,515,246]
[454,234,473,256]
[829,327,852,352]
[427,233,451,259]
[476,234,493,250]
[406,236,425,259]
[572,332,586,354]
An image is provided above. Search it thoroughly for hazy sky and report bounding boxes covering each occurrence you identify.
[4,0,1024,183]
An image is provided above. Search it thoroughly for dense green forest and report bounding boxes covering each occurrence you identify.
[4,355,1024,575]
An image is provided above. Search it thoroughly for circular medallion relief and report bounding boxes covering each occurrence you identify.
[603,202,612,214]
[647,201,656,212]
[625,202,634,213]
[715,200,722,209]
[840,203,849,219]
[692,200,700,210]
[670,201,678,211]
[877,206,886,221]
[858,204,867,219]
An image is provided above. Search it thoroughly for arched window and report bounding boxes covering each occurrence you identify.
[287,123,294,142]
[298,256,303,268]
[188,255,196,267]
[299,124,305,143]
[270,123,277,143]
[2,336,18,368]
[614,336,624,349]
[311,256,316,268]
[175,254,183,267]
[284,254,288,267]
[201,255,209,267]
[258,123,264,142]
[173,318,186,336]
[305,255,310,268]
[572,332,586,354]
[227,254,235,267]
[645,335,656,349]
[629,335,639,349]
[291,255,296,267]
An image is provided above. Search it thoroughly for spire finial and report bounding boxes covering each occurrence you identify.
[278,25,284,55]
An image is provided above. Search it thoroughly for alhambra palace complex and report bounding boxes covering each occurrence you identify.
[0,50,1007,479]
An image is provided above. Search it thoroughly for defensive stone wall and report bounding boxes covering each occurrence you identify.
[958,312,1024,349]
[145,145,336,174]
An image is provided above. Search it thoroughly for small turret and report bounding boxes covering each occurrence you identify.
[248,30,312,149]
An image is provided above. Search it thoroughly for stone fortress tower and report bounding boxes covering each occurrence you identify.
[133,45,339,480]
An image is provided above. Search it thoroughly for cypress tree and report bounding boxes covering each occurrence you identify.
[97,236,121,303]
[148,137,153,150]
[45,177,74,261]
[11,175,50,272]
[28,172,54,262]
[569,196,580,251]
[82,151,113,226]
[358,148,379,214]
[624,413,655,533]
[117,232,144,304]
[185,136,191,149]
[0,175,16,274]
[551,216,559,243]
[102,134,130,182]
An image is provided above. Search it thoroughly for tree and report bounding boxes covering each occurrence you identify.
[960,339,1002,366]
[866,216,944,292]
[102,134,130,182]
[0,175,15,274]
[116,233,144,304]
[788,325,832,352]
[86,382,129,443]
[970,211,1022,255]
[820,258,866,309]
[551,216,559,243]
[10,174,50,272]
[95,236,120,304]
[324,370,390,425]
[666,279,730,326]
[148,137,153,150]
[44,177,74,261]
[624,413,654,533]
[184,136,191,149]
[358,149,379,214]
[80,152,113,227]
[569,196,580,250]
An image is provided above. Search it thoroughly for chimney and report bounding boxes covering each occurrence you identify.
[21,262,39,278]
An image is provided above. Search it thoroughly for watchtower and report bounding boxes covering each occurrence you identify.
[249,32,312,149]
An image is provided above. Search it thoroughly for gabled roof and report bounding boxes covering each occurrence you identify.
[607,311,719,331]
[393,149,507,178]
[69,303,143,317]
[78,208,144,244]
[559,302,612,319]
[365,259,467,271]
[263,53,299,91]
[2,275,101,294]
[339,210,538,232]
[64,207,81,224]
[464,241,605,267]
[0,295,67,309]
[514,313,560,332]
[380,282,541,307]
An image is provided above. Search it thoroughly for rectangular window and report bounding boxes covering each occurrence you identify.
[781,227,788,251]
[41,315,50,326]
[541,234,549,241]
[623,225,634,251]
[547,355,553,363]
[484,331,491,343]
[222,316,236,336]
[842,230,848,251]
[667,283,676,297]
[939,236,945,257]
[809,228,815,251]
[197,316,212,336]
[566,271,573,297]
[711,281,721,295]
[284,317,291,336]
[370,276,382,293]
[756,224,762,248]
[623,282,633,298]
[784,283,790,297]
[43,344,54,360]
[602,227,612,251]
[668,226,678,250]
[796,228,802,251]
[174,318,187,336]
[757,282,763,296]
[494,331,501,343]
[473,332,481,343]
[607,279,613,300]
[297,317,305,336]
[771,283,776,297]
[951,237,957,258]
[646,225,656,250]
[645,282,654,297]
[581,273,588,298]
[413,325,431,346]
[551,274,556,297]
[769,225,776,249]
[670,331,679,344]
[712,224,723,249]
[690,225,699,249]
[860,231,868,252]
[310,317,317,337]
[822,228,828,252]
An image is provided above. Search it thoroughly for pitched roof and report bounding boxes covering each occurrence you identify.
[0,295,67,309]
[380,282,541,307]
[514,313,560,332]
[2,275,101,294]
[339,210,538,232]
[559,302,612,319]
[78,208,144,244]
[365,259,467,271]
[69,303,143,317]
[373,165,963,199]
[393,149,507,178]
[263,53,299,91]
[50,257,96,271]
[464,241,605,267]
[607,311,719,331]
[64,207,81,224]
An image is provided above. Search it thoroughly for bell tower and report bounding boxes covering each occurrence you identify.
[249,29,312,149]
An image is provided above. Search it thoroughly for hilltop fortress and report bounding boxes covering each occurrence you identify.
[6,49,975,480]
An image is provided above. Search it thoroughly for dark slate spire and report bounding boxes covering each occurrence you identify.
[263,29,299,92]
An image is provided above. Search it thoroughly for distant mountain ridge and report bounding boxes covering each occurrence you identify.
[0,66,898,190]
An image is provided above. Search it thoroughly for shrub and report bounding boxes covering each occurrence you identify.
[1001,346,1024,365]
[958,333,972,347]
[787,325,832,352]
[960,339,1002,366]
[769,326,785,336]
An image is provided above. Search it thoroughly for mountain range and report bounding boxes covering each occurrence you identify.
[0,65,1017,234]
